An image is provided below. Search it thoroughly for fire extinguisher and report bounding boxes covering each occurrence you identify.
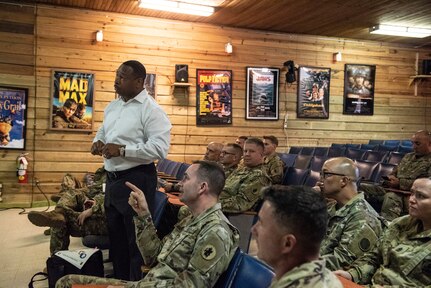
[17,153,29,184]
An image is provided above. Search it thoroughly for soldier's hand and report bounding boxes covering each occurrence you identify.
[126,181,149,217]
[333,270,352,281]
[91,140,105,156]
[77,208,93,226]
[387,175,400,188]
[101,143,122,159]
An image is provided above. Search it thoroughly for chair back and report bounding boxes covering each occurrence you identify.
[362,150,388,162]
[310,155,328,172]
[176,163,190,180]
[288,146,302,154]
[282,167,309,185]
[360,143,376,150]
[328,147,346,158]
[293,154,312,169]
[383,140,401,146]
[214,248,274,288]
[371,163,396,183]
[278,153,297,168]
[375,144,398,152]
[304,170,320,187]
[313,147,329,156]
[299,147,315,155]
[345,143,361,149]
[397,145,413,153]
[400,140,413,147]
[355,160,379,182]
[345,148,365,160]
[386,151,405,165]
[368,139,384,145]
[153,190,169,227]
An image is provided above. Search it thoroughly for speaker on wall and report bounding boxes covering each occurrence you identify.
[175,64,189,83]
[422,60,431,75]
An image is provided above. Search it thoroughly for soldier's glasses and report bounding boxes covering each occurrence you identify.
[320,171,347,179]
[220,151,236,156]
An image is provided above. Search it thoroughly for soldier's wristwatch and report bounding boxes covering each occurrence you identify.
[119,146,126,157]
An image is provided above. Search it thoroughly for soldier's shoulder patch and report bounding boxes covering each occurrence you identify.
[201,244,217,261]
[348,225,378,253]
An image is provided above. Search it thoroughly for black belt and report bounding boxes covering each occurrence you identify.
[107,164,152,180]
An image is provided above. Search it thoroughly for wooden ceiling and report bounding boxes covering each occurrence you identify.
[18,0,431,47]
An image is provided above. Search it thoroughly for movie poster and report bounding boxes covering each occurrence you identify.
[246,67,279,120]
[343,64,376,115]
[0,86,28,149]
[297,66,331,119]
[196,69,232,125]
[50,70,95,131]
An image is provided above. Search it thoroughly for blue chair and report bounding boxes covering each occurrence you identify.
[386,151,405,165]
[375,144,398,152]
[214,248,274,288]
[345,147,366,160]
[288,146,302,154]
[384,140,401,146]
[331,143,346,148]
[362,150,388,162]
[282,167,309,185]
[327,146,346,158]
[278,153,297,168]
[176,163,190,180]
[345,143,361,149]
[304,170,320,187]
[355,160,379,182]
[369,140,384,145]
[293,154,312,169]
[397,145,413,153]
[360,143,376,150]
[400,140,413,147]
[371,163,396,183]
[156,158,170,173]
[309,155,328,172]
[313,147,329,156]
[299,147,315,155]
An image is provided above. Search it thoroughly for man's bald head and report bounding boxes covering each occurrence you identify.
[322,157,359,179]
[204,142,224,162]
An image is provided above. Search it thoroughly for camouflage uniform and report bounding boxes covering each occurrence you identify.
[220,164,271,213]
[321,193,384,271]
[50,193,108,254]
[223,164,238,179]
[347,215,431,287]
[263,153,284,184]
[56,203,239,288]
[270,259,342,288]
[361,152,431,220]
[51,167,107,254]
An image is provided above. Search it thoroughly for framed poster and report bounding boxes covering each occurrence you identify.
[196,69,232,125]
[246,67,279,120]
[343,64,376,115]
[0,86,28,149]
[297,66,331,119]
[50,70,95,131]
[145,73,157,98]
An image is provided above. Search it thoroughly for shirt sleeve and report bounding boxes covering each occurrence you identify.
[220,172,269,213]
[134,213,163,267]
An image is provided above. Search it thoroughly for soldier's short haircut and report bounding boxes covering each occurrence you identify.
[193,160,226,197]
[122,60,147,81]
[263,135,279,146]
[245,137,264,150]
[262,185,328,250]
[225,143,243,157]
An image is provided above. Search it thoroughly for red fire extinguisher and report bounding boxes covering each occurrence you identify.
[17,153,29,184]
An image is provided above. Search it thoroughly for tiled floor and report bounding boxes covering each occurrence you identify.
[0,206,258,288]
[0,206,86,288]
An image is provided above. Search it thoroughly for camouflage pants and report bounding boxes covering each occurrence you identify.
[55,274,126,288]
[51,190,108,254]
[360,183,409,221]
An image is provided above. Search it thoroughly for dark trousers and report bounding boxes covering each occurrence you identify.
[105,164,157,281]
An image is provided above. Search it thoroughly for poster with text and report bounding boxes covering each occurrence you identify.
[246,67,279,120]
[343,64,376,115]
[50,70,95,131]
[0,86,28,149]
[297,66,331,119]
[196,69,232,125]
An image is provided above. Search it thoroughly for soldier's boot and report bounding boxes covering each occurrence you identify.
[50,193,63,203]
[27,208,65,228]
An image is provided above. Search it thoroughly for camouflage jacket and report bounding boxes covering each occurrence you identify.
[321,193,383,270]
[264,153,284,184]
[223,164,238,179]
[391,152,431,190]
[219,164,271,213]
[132,203,239,288]
[270,258,342,288]
[348,215,431,287]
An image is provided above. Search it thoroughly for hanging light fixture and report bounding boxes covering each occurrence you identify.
[370,24,431,38]
[138,0,215,17]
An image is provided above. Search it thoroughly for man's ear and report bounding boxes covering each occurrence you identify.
[198,181,208,195]
[282,234,297,254]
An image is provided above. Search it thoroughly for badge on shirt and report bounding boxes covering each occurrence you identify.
[201,244,217,261]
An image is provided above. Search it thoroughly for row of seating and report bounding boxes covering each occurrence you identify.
[156,159,190,181]
[288,144,412,156]
[368,139,412,147]
[282,161,396,187]
[279,150,404,171]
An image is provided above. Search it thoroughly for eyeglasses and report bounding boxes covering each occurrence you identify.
[220,151,236,156]
[320,171,347,179]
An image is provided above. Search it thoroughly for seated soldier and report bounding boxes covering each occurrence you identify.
[56,160,239,288]
[219,143,243,178]
[316,157,384,270]
[235,135,248,149]
[252,185,342,287]
[220,137,271,213]
[335,177,431,287]
[27,167,107,254]
[203,141,223,162]
[263,135,284,184]
[361,130,431,221]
